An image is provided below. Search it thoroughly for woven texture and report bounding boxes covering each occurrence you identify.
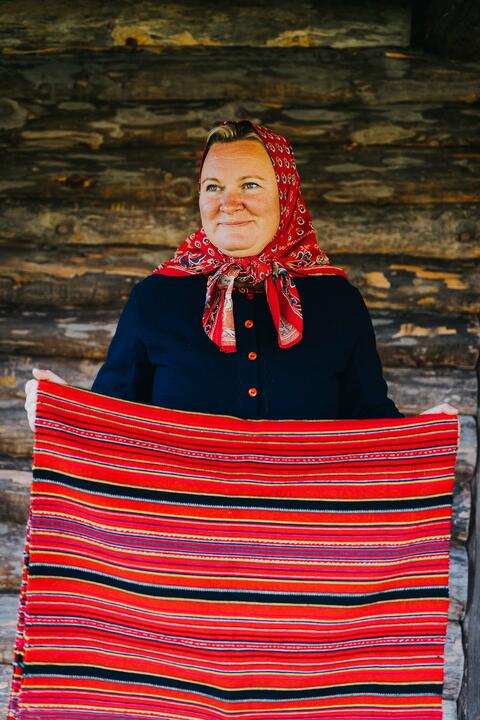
[9,379,459,719]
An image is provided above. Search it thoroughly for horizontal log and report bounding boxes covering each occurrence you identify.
[383,368,477,416]
[2,198,479,260]
[0,663,13,711]
[444,620,464,700]
[0,521,26,592]
[371,314,480,370]
[1,308,478,369]
[1,356,99,403]
[4,354,478,416]
[448,542,468,622]
[0,467,32,524]
[1,47,480,107]
[3,245,480,313]
[451,416,478,484]
[0,1,411,52]
[3,100,480,150]
[0,593,19,664]
[451,481,472,543]
[442,699,457,720]
[2,145,480,206]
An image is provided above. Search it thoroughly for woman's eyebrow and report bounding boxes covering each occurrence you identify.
[201,175,265,184]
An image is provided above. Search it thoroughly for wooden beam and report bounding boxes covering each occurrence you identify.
[384,367,478,417]
[0,1,411,53]
[4,353,477,413]
[371,314,480,370]
[444,620,465,700]
[459,420,480,719]
[2,246,479,313]
[2,199,479,260]
[3,100,480,150]
[1,47,479,106]
[3,145,480,206]
[1,308,478,368]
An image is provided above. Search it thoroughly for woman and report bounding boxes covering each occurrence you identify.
[25,119,458,426]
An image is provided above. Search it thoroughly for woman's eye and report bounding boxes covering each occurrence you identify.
[204,182,259,192]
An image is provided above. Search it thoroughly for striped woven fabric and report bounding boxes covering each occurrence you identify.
[9,379,459,720]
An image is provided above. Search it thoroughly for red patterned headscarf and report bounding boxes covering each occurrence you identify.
[151,119,349,353]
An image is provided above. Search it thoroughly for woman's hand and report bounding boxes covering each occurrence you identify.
[24,368,68,432]
[420,402,459,415]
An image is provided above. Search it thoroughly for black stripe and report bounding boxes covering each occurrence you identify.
[28,566,449,605]
[23,664,442,699]
[33,469,452,512]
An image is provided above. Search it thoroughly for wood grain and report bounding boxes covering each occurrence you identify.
[0,1,411,52]
[1,47,479,107]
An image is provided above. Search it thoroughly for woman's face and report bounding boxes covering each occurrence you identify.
[199,139,280,257]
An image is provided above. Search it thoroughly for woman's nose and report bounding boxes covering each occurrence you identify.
[220,190,243,212]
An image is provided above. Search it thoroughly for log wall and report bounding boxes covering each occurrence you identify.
[0,2,479,718]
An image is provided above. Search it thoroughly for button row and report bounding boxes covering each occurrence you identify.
[244,316,257,397]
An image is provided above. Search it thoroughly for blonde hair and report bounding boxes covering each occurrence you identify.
[203,120,266,157]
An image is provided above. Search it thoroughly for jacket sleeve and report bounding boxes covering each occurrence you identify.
[90,283,154,404]
[338,286,405,419]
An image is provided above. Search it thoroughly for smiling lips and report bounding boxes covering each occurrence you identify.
[219,221,253,226]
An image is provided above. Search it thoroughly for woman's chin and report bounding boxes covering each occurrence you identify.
[213,235,261,257]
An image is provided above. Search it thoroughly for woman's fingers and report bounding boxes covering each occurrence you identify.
[24,368,68,432]
[420,402,459,415]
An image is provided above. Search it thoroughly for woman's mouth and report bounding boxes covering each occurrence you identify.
[219,221,253,226]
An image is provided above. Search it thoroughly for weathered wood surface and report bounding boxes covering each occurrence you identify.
[1,356,98,401]
[0,595,19,664]
[0,523,25,592]
[448,542,469,622]
[2,248,479,313]
[0,663,13,719]
[444,620,465,700]
[3,356,477,415]
[2,100,480,151]
[1,48,480,107]
[370,315,480,370]
[383,368,477,417]
[459,446,480,720]
[1,308,478,368]
[442,699,457,720]
[2,145,480,206]
[0,469,32,524]
[2,200,479,260]
[0,1,411,52]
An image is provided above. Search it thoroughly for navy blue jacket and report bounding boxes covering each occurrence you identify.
[91,274,404,420]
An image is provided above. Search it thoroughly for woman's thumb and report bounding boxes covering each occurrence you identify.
[32,368,67,385]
